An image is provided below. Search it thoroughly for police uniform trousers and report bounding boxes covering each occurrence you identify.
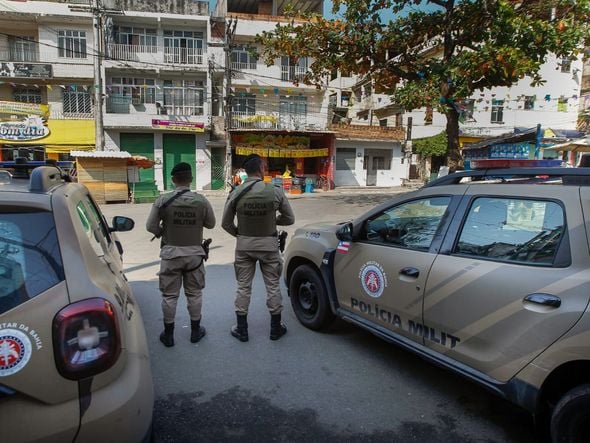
[234,249,283,315]
[159,255,205,323]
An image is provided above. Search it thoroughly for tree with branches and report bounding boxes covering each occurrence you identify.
[257,0,590,170]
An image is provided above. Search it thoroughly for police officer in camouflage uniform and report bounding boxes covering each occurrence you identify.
[146,162,216,347]
[222,154,295,342]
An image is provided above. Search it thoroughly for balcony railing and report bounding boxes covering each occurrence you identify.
[106,95,132,114]
[164,47,203,65]
[230,99,327,131]
[107,44,204,66]
[50,108,94,120]
[231,61,257,71]
[280,65,307,82]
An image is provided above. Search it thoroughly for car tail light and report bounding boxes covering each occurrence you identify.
[53,298,121,380]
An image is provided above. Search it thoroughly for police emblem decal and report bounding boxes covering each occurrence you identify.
[359,262,388,298]
[0,329,32,377]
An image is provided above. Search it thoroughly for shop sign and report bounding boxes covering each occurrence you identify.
[0,117,50,142]
[0,100,49,118]
[233,133,311,150]
[0,63,53,79]
[151,119,205,133]
[236,146,328,158]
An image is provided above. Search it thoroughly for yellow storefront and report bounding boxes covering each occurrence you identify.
[0,100,94,160]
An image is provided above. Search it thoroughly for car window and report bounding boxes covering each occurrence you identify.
[76,197,111,257]
[364,197,451,251]
[0,211,65,315]
[455,197,565,265]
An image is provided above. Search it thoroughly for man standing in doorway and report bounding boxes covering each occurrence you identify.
[147,162,216,347]
[222,154,295,342]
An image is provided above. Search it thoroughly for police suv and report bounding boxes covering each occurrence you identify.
[0,161,153,442]
[283,168,590,442]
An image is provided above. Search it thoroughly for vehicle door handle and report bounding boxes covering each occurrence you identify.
[400,267,420,278]
[523,293,561,308]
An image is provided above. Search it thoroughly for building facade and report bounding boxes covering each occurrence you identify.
[0,1,95,161]
[214,0,337,187]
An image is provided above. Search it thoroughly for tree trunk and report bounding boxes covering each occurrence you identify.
[445,107,463,171]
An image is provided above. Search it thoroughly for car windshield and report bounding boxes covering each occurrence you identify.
[0,211,65,315]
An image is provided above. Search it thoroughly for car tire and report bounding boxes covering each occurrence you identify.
[289,264,335,330]
[551,384,590,443]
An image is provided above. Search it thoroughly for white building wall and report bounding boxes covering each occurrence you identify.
[335,140,405,187]
[408,54,583,140]
[195,134,211,191]
[154,133,164,190]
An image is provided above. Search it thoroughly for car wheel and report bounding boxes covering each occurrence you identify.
[551,384,590,443]
[289,264,335,330]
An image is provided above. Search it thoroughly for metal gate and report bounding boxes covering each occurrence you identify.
[211,148,226,190]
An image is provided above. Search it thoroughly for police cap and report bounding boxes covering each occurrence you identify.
[171,162,192,177]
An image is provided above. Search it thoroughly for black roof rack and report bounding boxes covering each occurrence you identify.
[424,168,590,188]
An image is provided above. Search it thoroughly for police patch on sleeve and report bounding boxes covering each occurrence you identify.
[0,329,32,377]
[359,261,388,298]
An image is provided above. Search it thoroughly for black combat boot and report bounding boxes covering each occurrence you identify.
[159,322,174,347]
[190,319,206,343]
[230,313,248,342]
[270,313,287,341]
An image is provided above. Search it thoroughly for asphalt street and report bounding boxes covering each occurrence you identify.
[101,190,537,443]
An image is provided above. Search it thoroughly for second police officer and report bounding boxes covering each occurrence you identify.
[222,154,295,342]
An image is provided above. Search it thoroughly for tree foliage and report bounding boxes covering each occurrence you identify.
[257,0,590,170]
[413,131,448,156]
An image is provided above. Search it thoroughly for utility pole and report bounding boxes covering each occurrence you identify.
[223,18,237,191]
[92,0,104,151]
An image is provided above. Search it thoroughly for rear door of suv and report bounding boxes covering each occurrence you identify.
[0,197,80,442]
[422,185,590,383]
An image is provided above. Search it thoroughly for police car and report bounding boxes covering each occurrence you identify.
[0,161,153,442]
[283,167,590,442]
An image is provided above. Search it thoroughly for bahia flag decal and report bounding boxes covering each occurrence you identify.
[337,241,350,254]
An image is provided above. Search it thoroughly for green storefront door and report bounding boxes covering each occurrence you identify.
[163,134,196,190]
[211,147,225,190]
[120,133,159,203]
[120,133,154,182]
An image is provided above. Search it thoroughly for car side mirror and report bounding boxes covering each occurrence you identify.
[336,222,354,242]
[111,216,135,232]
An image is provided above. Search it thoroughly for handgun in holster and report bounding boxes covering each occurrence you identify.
[278,231,288,253]
[202,238,212,261]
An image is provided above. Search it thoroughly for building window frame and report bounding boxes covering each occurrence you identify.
[58,30,87,59]
[108,77,156,104]
[231,45,257,70]
[524,95,535,110]
[113,26,157,50]
[13,87,42,104]
[491,99,504,124]
[62,85,92,115]
[162,79,204,116]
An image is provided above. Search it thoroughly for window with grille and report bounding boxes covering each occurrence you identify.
[14,87,41,104]
[491,99,504,123]
[63,86,92,114]
[231,45,257,70]
[58,30,87,58]
[162,79,204,115]
[109,77,156,104]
